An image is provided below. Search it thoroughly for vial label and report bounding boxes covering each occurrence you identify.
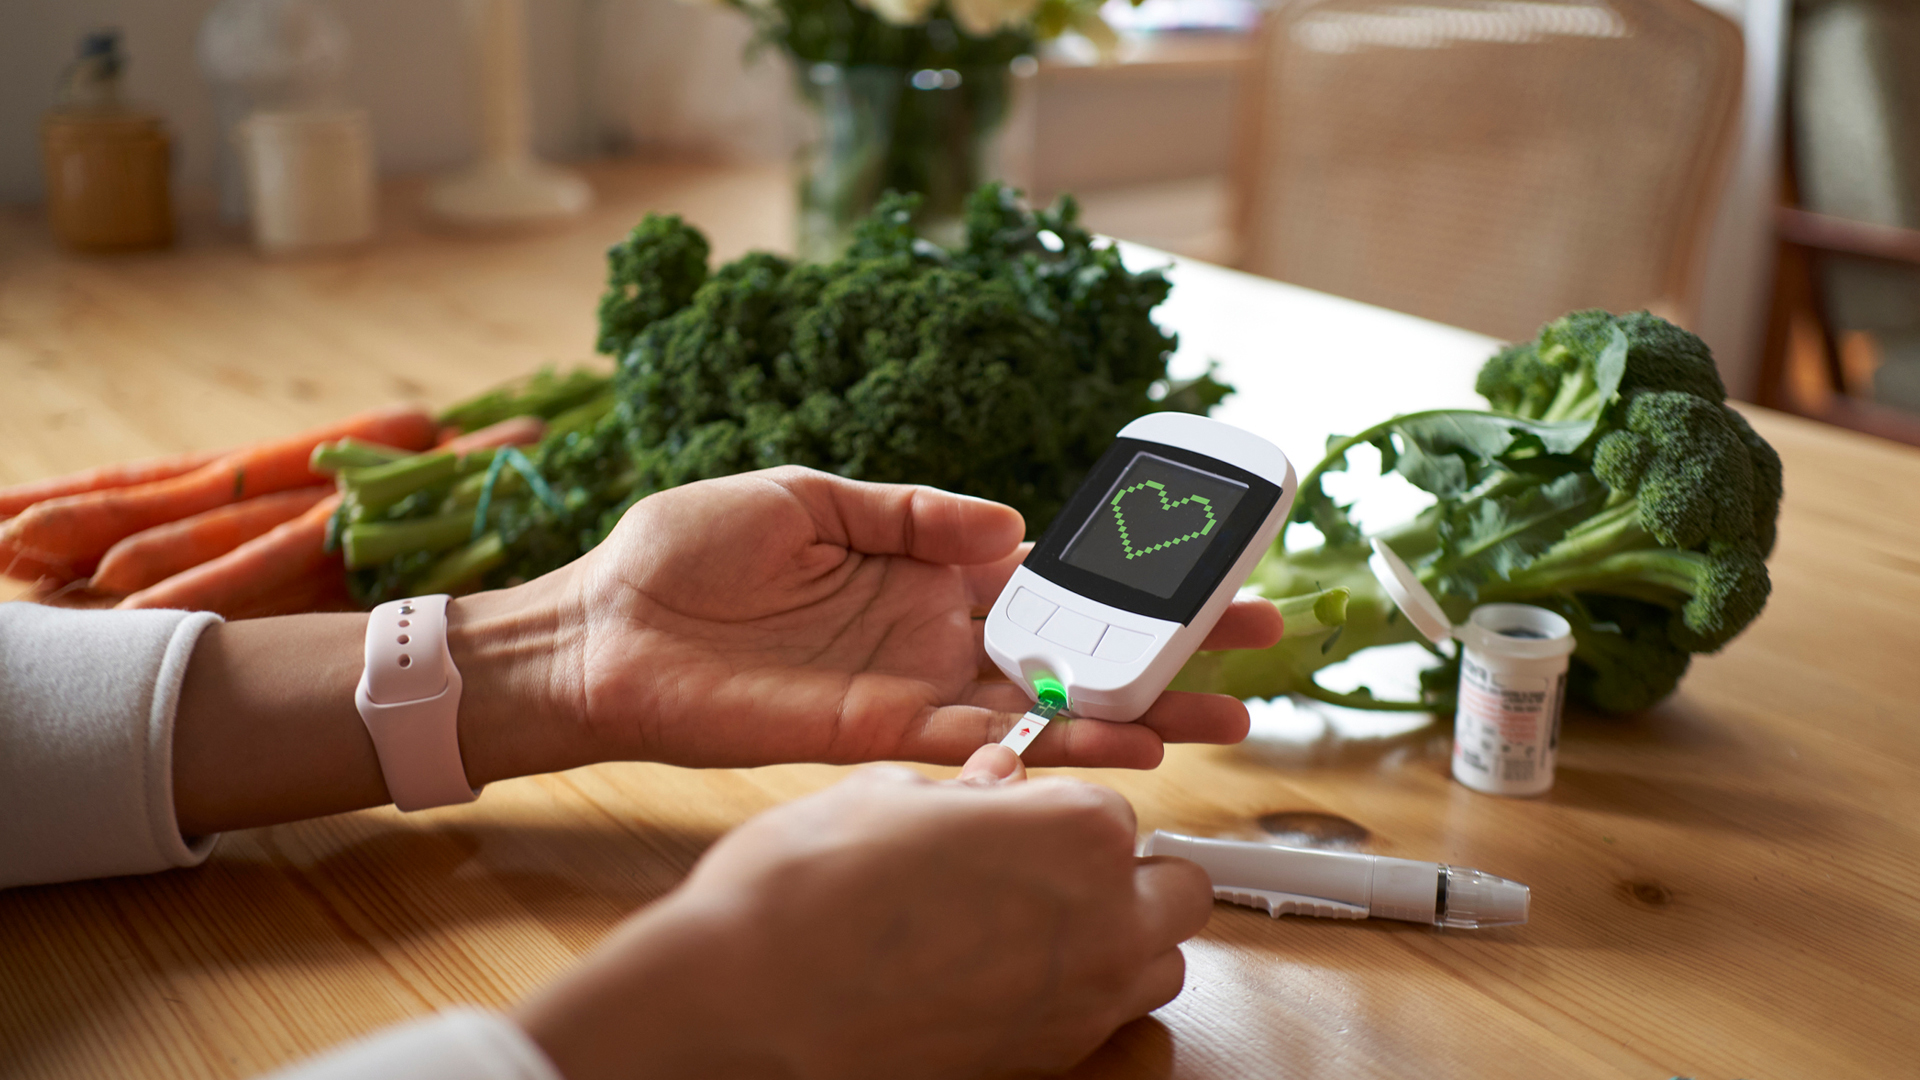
[1453,654,1563,796]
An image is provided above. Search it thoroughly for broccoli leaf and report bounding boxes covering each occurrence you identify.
[1429,471,1610,597]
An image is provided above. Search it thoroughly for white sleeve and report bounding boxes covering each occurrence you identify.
[0,601,223,889]
[262,1009,564,1080]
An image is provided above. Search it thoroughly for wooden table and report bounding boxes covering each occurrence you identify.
[3,161,1917,1080]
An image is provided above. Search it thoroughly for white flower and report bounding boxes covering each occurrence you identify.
[950,0,1040,36]
[855,0,940,26]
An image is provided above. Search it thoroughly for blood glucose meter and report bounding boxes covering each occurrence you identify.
[985,412,1295,722]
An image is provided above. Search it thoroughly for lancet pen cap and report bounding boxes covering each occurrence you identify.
[1440,866,1530,929]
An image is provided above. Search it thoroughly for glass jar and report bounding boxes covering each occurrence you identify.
[794,60,1022,261]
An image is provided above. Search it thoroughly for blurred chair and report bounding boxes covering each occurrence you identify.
[1232,0,1744,344]
[1755,0,1920,445]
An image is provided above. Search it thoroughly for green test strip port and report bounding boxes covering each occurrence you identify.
[1032,676,1068,709]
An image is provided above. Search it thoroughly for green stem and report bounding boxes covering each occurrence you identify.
[1540,364,1599,423]
[1503,499,1644,577]
[438,367,611,432]
[1489,548,1704,606]
[310,438,412,474]
[1293,678,1437,713]
[342,449,501,517]
[413,534,507,594]
[342,511,476,568]
[547,389,617,439]
[1272,587,1349,637]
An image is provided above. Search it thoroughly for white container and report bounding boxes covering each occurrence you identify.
[198,0,353,221]
[1450,602,1573,796]
[237,107,374,253]
[1368,541,1575,798]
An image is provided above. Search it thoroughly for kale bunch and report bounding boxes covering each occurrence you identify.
[1176,310,1782,714]
[340,184,1223,601]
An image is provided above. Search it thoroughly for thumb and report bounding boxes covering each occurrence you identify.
[957,743,1026,786]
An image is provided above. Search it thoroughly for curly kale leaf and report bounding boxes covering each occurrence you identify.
[346,184,1212,602]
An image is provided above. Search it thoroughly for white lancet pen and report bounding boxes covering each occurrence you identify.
[1143,832,1531,929]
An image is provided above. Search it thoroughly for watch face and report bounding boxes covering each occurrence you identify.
[1059,452,1250,600]
[1025,438,1284,625]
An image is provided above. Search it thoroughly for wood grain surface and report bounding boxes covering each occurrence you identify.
[2,161,1916,1080]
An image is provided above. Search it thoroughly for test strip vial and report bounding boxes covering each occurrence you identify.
[1450,603,1574,797]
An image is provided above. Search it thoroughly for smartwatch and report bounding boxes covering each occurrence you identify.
[354,595,482,811]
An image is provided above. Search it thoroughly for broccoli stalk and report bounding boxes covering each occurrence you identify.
[1175,310,1782,715]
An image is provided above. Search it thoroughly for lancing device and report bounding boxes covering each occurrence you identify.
[1143,832,1531,929]
[990,413,1295,753]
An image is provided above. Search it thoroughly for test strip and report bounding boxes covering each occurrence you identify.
[998,702,1061,756]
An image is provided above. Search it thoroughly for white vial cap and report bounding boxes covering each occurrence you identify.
[1367,539,1455,645]
[1459,603,1575,660]
[1439,866,1531,928]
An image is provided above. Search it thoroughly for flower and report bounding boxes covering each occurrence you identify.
[854,0,940,26]
[949,0,1041,36]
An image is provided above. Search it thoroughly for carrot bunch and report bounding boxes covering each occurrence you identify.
[0,406,547,619]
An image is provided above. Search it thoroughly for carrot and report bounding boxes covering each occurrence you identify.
[118,494,344,617]
[90,485,334,596]
[1,405,435,567]
[1,530,86,585]
[439,414,546,453]
[0,447,228,517]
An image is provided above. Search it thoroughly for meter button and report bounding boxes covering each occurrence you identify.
[1037,608,1106,654]
[1005,587,1057,633]
[1093,626,1153,663]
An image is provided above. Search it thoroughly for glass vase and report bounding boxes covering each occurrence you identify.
[794,61,1020,261]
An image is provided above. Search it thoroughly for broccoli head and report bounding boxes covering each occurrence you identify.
[1476,309,1728,423]
[1558,595,1695,713]
[1182,309,1780,716]
[1592,390,1765,550]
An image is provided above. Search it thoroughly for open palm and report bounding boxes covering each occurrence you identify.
[554,467,1278,770]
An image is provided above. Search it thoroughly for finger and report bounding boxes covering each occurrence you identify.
[779,469,1025,566]
[850,764,932,787]
[1130,692,1252,746]
[1199,597,1284,651]
[1133,856,1216,952]
[897,700,1170,770]
[1118,948,1189,1021]
[1019,774,1139,840]
[956,743,1026,785]
[893,684,1252,770]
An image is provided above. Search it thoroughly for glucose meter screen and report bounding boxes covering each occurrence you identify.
[1059,452,1250,599]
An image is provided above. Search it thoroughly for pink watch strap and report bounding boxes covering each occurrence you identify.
[354,595,481,812]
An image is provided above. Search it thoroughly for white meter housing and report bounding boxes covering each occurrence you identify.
[985,412,1296,721]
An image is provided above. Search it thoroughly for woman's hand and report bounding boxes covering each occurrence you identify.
[513,751,1212,1080]
[513,466,1281,771]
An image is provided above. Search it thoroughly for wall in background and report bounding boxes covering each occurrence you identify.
[0,0,796,207]
[0,0,1781,394]
[1690,0,1783,398]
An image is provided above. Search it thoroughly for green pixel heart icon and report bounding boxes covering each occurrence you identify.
[1111,481,1216,560]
